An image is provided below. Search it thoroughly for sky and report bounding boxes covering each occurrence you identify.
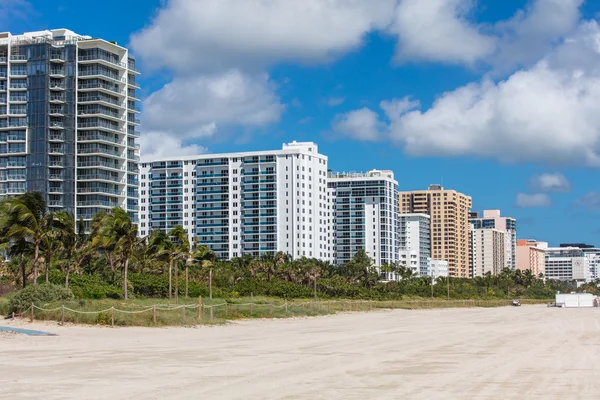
[4,0,600,246]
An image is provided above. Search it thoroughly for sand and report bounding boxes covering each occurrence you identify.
[1,305,599,399]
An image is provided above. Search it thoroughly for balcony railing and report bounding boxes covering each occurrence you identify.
[10,55,27,61]
[77,160,123,170]
[78,121,124,133]
[77,173,121,183]
[78,82,125,95]
[78,132,121,144]
[78,54,126,68]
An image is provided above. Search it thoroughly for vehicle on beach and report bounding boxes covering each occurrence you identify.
[512,300,521,307]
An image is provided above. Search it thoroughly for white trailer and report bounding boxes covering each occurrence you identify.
[555,293,596,308]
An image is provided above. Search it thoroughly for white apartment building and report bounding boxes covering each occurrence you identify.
[399,213,431,276]
[0,29,140,228]
[429,259,449,279]
[328,170,399,267]
[139,142,332,261]
[469,210,517,270]
[544,246,591,282]
[471,227,506,277]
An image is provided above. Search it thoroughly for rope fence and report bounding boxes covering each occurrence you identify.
[13,298,550,327]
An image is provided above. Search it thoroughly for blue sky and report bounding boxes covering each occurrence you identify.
[6,0,600,246]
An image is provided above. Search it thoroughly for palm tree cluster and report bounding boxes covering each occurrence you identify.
[0,193,216,301]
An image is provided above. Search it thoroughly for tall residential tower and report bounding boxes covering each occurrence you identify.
[399,185,472,278]
[0,29,140,227]
[469,210,517,270]
[140,142,332,261]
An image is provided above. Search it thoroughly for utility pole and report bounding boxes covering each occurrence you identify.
[447,275,450,300]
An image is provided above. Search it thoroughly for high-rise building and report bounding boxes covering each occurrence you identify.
[139,141,332,261]
[516,239,546,277]
[469,210,517,270]
[328,170,399,267]
[0,29,140,228]
[399,185,472,278]
[398,213,430,276]
[470,227,505,277]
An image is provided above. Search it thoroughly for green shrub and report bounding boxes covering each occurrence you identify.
[8,284,74,314]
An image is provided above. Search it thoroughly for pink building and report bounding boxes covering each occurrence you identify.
[516,239,545,277]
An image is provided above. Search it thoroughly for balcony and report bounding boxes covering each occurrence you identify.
[49,107,64,116]
[77,173,121,183]
[9,55,27,62]
[49,83,65,91]
[77,200,120,208]
[78,95,125,108]
[77,160,123,171]
[78,186,123,196]
[7,134,26,141]
[78,82,125,96]
[49,121,64,129]
[49,133,64,142]
[48,186,64,194]
[78,54,126,69]
[9,108,26,116]
[48,200,63,207]
[9,70,27,77]
[10,95,27,103]
[78,147,123,158]
[49,68,65,77]
[49,146,65,155]
[48,174,64,180]
[49,54,65,63]
[7,174,26,181]
[9,82,27,90]
[79,108,124,122]
[127,116,140,125]
[78,132,122,145]
[78,121,124,133]
[49,94,65,103]
[78,69,126,84]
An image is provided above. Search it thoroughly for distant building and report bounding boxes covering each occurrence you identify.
[471,227,505,277]
[469,210,517,270]
[429,260,449,279]
[516,239,546,278]
[398,213,431,277]
[544,246,590,282]
[399,185,472,278]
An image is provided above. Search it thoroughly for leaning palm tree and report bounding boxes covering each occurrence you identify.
[41,211,72,284]
[92,208,139,300]
[0,192,50,284]
[194,245,217,299]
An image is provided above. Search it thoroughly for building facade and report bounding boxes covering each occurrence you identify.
[0,29,140,227]
[469,209,516,270]
[399,213,431,276]
[399,185,472,278]
[429,259,449,279]
[470,227,506,277]
[328,170,399,267]
[544,246,590,282]
[139,142,332,261]
[516,239,546,277]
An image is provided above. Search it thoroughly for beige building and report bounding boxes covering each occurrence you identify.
[399,185,472,278]
[516,239,546,277]
[471,228,506,277]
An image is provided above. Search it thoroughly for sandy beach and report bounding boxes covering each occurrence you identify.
[2,305,599,399]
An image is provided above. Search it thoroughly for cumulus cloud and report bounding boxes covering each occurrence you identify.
[576,192,600,210]
[139,132,209,161]
[142,70,284,138]
[379,21,600,167]
[332,108,383,141]
[388,0,495,65]
[130,0,397,73]
[515,193,552,208]
[529,173,571,193]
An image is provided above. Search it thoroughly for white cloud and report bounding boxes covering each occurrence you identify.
[576,192,600,210]
[388,0,495,65]
[327,97,346,106]
[529,173,571,193]
[130,0,397,73]
[385,21,600,167]
[515,193,552,208]
[139,132,209,161]
[0,0,32,28]
[332,108,383,141]
[141,70,284,139]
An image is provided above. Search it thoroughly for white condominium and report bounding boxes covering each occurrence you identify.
[139,142,332,261]
[0,29,141,229]
[328,170,399,267]
[469,210,517,270]
[471,227,505,277]
[544,246,590,282]
[399,213,431,276]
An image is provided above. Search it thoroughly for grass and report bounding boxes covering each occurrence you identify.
[2,296,552,327]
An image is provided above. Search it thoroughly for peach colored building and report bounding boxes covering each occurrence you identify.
[516,239,545,277]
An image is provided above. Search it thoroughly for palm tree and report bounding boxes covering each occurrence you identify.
[148,230,175,298]
[41,211,72,284]
[169,225,189,304]
[0,192,50,284]
[92,208,139,300]
[194,245,216,299]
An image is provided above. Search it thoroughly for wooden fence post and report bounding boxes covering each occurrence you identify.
[225,303,229,317]
[269,304,273,315]
[250,302,253,315]
[181,305,185,323]
[285,301,288,314]
[12,311,15,320]
[210,305,213,322]
[111,307,115,327]
[61,305,65,326]
[30,303,34,322]
[153,306,157,325]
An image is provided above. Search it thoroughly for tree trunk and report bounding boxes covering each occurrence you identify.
[45,256,50,284]
[313,277,317,301]
[185,265,189,298]
[209,267,213,300]
[174,260,179,304]
[168,259,173,299]
[21,260,27,288]
[65,266,70,290]
[123,258,129,300]
[33,241,39,285]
